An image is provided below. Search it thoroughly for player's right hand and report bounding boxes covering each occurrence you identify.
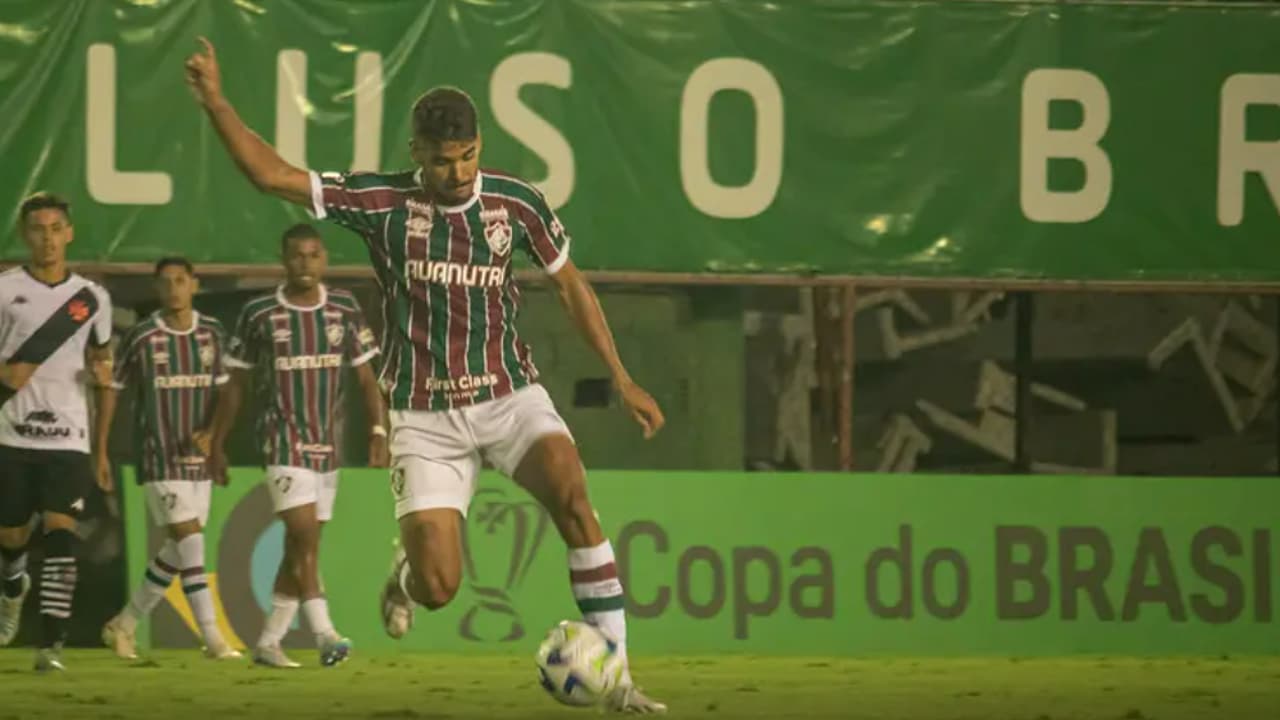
[184,36,222,106]
[207,448,230,487]
[93,453,114,494]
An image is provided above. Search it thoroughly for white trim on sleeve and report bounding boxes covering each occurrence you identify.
[543,237,571,276]
[308,171,327,220]
[350,348,380,368]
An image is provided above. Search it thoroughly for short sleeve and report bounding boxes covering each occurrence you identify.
[209,321,231,385]
[91,284,113,347]
[225,304,261,370]
[344,299,380,368]
[512,187,571,275]
[309,170,400,235]
[110,325,140,390]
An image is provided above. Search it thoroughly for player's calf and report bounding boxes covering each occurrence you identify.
[37,525,77,653]
[380,508,463,639]
[397,509,462,610]
[173,530,235,655]
[276,504,347,664]
[0,541,31,646]
[513,436,640,689]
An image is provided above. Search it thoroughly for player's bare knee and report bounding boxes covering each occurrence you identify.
[42,512,77,532]
[547,481,593,525]
[285,528,320,559]
[0,525,30,549]
[167,519,202,541]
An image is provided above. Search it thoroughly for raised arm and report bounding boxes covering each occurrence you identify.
[548,258,665,439]
[184,37,311,206]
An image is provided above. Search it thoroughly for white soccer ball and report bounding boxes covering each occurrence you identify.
[534,620,624,707]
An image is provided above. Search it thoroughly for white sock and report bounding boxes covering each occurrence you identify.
[257,594,298,648]
[122,540,180,631]
[568,540,632,685]
[300,597,336,644]
[175,534,224,645]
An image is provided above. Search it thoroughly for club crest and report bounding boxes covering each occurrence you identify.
[480,207,513,256]
[326,323,345,346]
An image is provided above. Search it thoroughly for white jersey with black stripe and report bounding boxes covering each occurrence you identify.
[0,267,113,453]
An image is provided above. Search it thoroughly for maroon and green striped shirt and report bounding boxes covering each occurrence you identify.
[226,286,379,472]
[112,312,228,483]
[308,168,570,411]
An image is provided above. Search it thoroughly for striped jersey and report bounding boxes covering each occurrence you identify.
[112,312,228,483]
[308,168,570,411]
[226,286,378,472]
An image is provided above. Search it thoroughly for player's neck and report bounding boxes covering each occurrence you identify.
[25,261,68,287]
[162,308,195,332]
[283,283,323,307]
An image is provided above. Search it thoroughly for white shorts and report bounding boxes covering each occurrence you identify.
[264,466,340,522]
[389,383,572,519]
[144,480,212,528]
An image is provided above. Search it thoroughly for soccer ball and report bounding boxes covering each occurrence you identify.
[534,620,624,707]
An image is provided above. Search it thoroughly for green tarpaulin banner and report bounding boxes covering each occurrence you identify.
[2,1,1279,281]
[126,468,1280,656]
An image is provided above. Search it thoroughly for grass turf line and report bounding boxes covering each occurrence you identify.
[0,651,1278,719]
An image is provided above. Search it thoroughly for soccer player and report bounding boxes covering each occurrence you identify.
[186,39,668,711]
[0,192,114,672]
[205,223,385,668]
[97,257,241,661]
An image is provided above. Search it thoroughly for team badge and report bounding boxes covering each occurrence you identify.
[484,219,513,256]
[67,299,90,322]
[480,207,513,256]
[199,344,215,366]
[326,323,345,346]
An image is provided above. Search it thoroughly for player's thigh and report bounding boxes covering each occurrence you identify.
[511,434,594,527]
[315,470,339,523]
[264,466,322,518]
[144,480,210,531]
[37,450,91,530]
[276,503,321,568]
[474,385,581,496]
[389,409,481,519]
[398,507,464,597]
[0,446,39,533]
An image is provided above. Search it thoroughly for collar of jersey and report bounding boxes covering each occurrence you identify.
[415,168,483,214]
[22,265,72,288]
[154,310,200,336]
[276,284,327,312]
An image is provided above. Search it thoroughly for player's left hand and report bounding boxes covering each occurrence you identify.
[617,379,665,439]
[368,435,389,468]
[93,452,114,494]
[90,358,113,389]
[208,448,230,487]
[191,429,212,456]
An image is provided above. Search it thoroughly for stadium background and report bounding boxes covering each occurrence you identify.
[2,0,1280,665]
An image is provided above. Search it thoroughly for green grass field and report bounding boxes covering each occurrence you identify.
[1,650,1278,719]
